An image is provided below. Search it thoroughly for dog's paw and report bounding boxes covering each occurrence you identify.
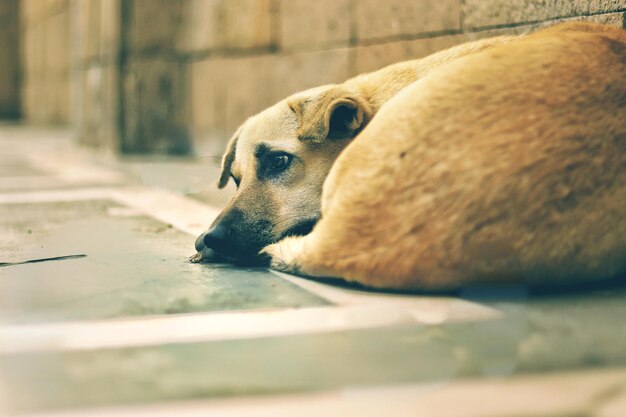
[261,239,304,275]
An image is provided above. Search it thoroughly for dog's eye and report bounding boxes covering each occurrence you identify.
[268,154,292,173]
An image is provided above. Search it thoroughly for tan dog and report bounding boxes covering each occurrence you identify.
[193,32,514,262]
[196,23,626,290]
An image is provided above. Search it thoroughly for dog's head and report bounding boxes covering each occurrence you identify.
[195,85,372,264]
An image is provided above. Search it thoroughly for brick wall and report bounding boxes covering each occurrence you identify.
[16,0,626,155]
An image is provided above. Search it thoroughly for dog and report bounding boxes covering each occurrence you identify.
[193,22,626,291]
[192,35,516,262]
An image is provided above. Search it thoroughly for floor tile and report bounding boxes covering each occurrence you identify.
[0,201,327,324]
[3,288,626,414]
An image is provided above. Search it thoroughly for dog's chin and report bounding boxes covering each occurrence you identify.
[209,246,270,267]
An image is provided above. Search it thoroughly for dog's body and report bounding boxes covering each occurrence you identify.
[195,23,626,290]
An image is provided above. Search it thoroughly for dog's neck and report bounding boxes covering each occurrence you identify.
[345,60,426,115]
[345,36,515,116]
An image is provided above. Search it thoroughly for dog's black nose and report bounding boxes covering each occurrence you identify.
[194,232,207,252]
[202,223,232,251]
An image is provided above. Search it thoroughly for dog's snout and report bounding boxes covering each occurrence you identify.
[194,208,269,263]
[194,232,207,252]
[195,222,232,253]
[202,223,232,250]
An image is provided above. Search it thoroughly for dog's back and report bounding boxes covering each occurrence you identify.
[266,23,626,290]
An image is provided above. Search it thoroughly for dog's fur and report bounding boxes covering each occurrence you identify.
[196,22,626,290]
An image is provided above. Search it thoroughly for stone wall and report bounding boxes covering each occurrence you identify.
[15,0,626,154]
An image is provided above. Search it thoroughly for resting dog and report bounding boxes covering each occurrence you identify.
[193,22,626,290]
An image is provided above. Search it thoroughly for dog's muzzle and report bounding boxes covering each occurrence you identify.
[195,221,266,265]
[194,212,318,265]
[201,223,231,252]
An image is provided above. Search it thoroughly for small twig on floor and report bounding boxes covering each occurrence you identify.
[0,254,87,267]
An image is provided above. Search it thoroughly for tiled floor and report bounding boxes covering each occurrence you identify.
[1,125,625,416]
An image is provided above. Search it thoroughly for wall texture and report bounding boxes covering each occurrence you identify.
[0,0,21,119]
[14,0,626,155]
[20,0,71,124]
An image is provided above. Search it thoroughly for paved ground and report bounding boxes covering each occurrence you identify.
[1,125,625,417]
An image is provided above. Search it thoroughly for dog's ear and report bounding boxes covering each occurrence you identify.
[288,87,372,143]
[217,125,242,189]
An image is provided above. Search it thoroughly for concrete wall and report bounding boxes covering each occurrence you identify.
[0,0,21,119]
[16,0,626,154]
